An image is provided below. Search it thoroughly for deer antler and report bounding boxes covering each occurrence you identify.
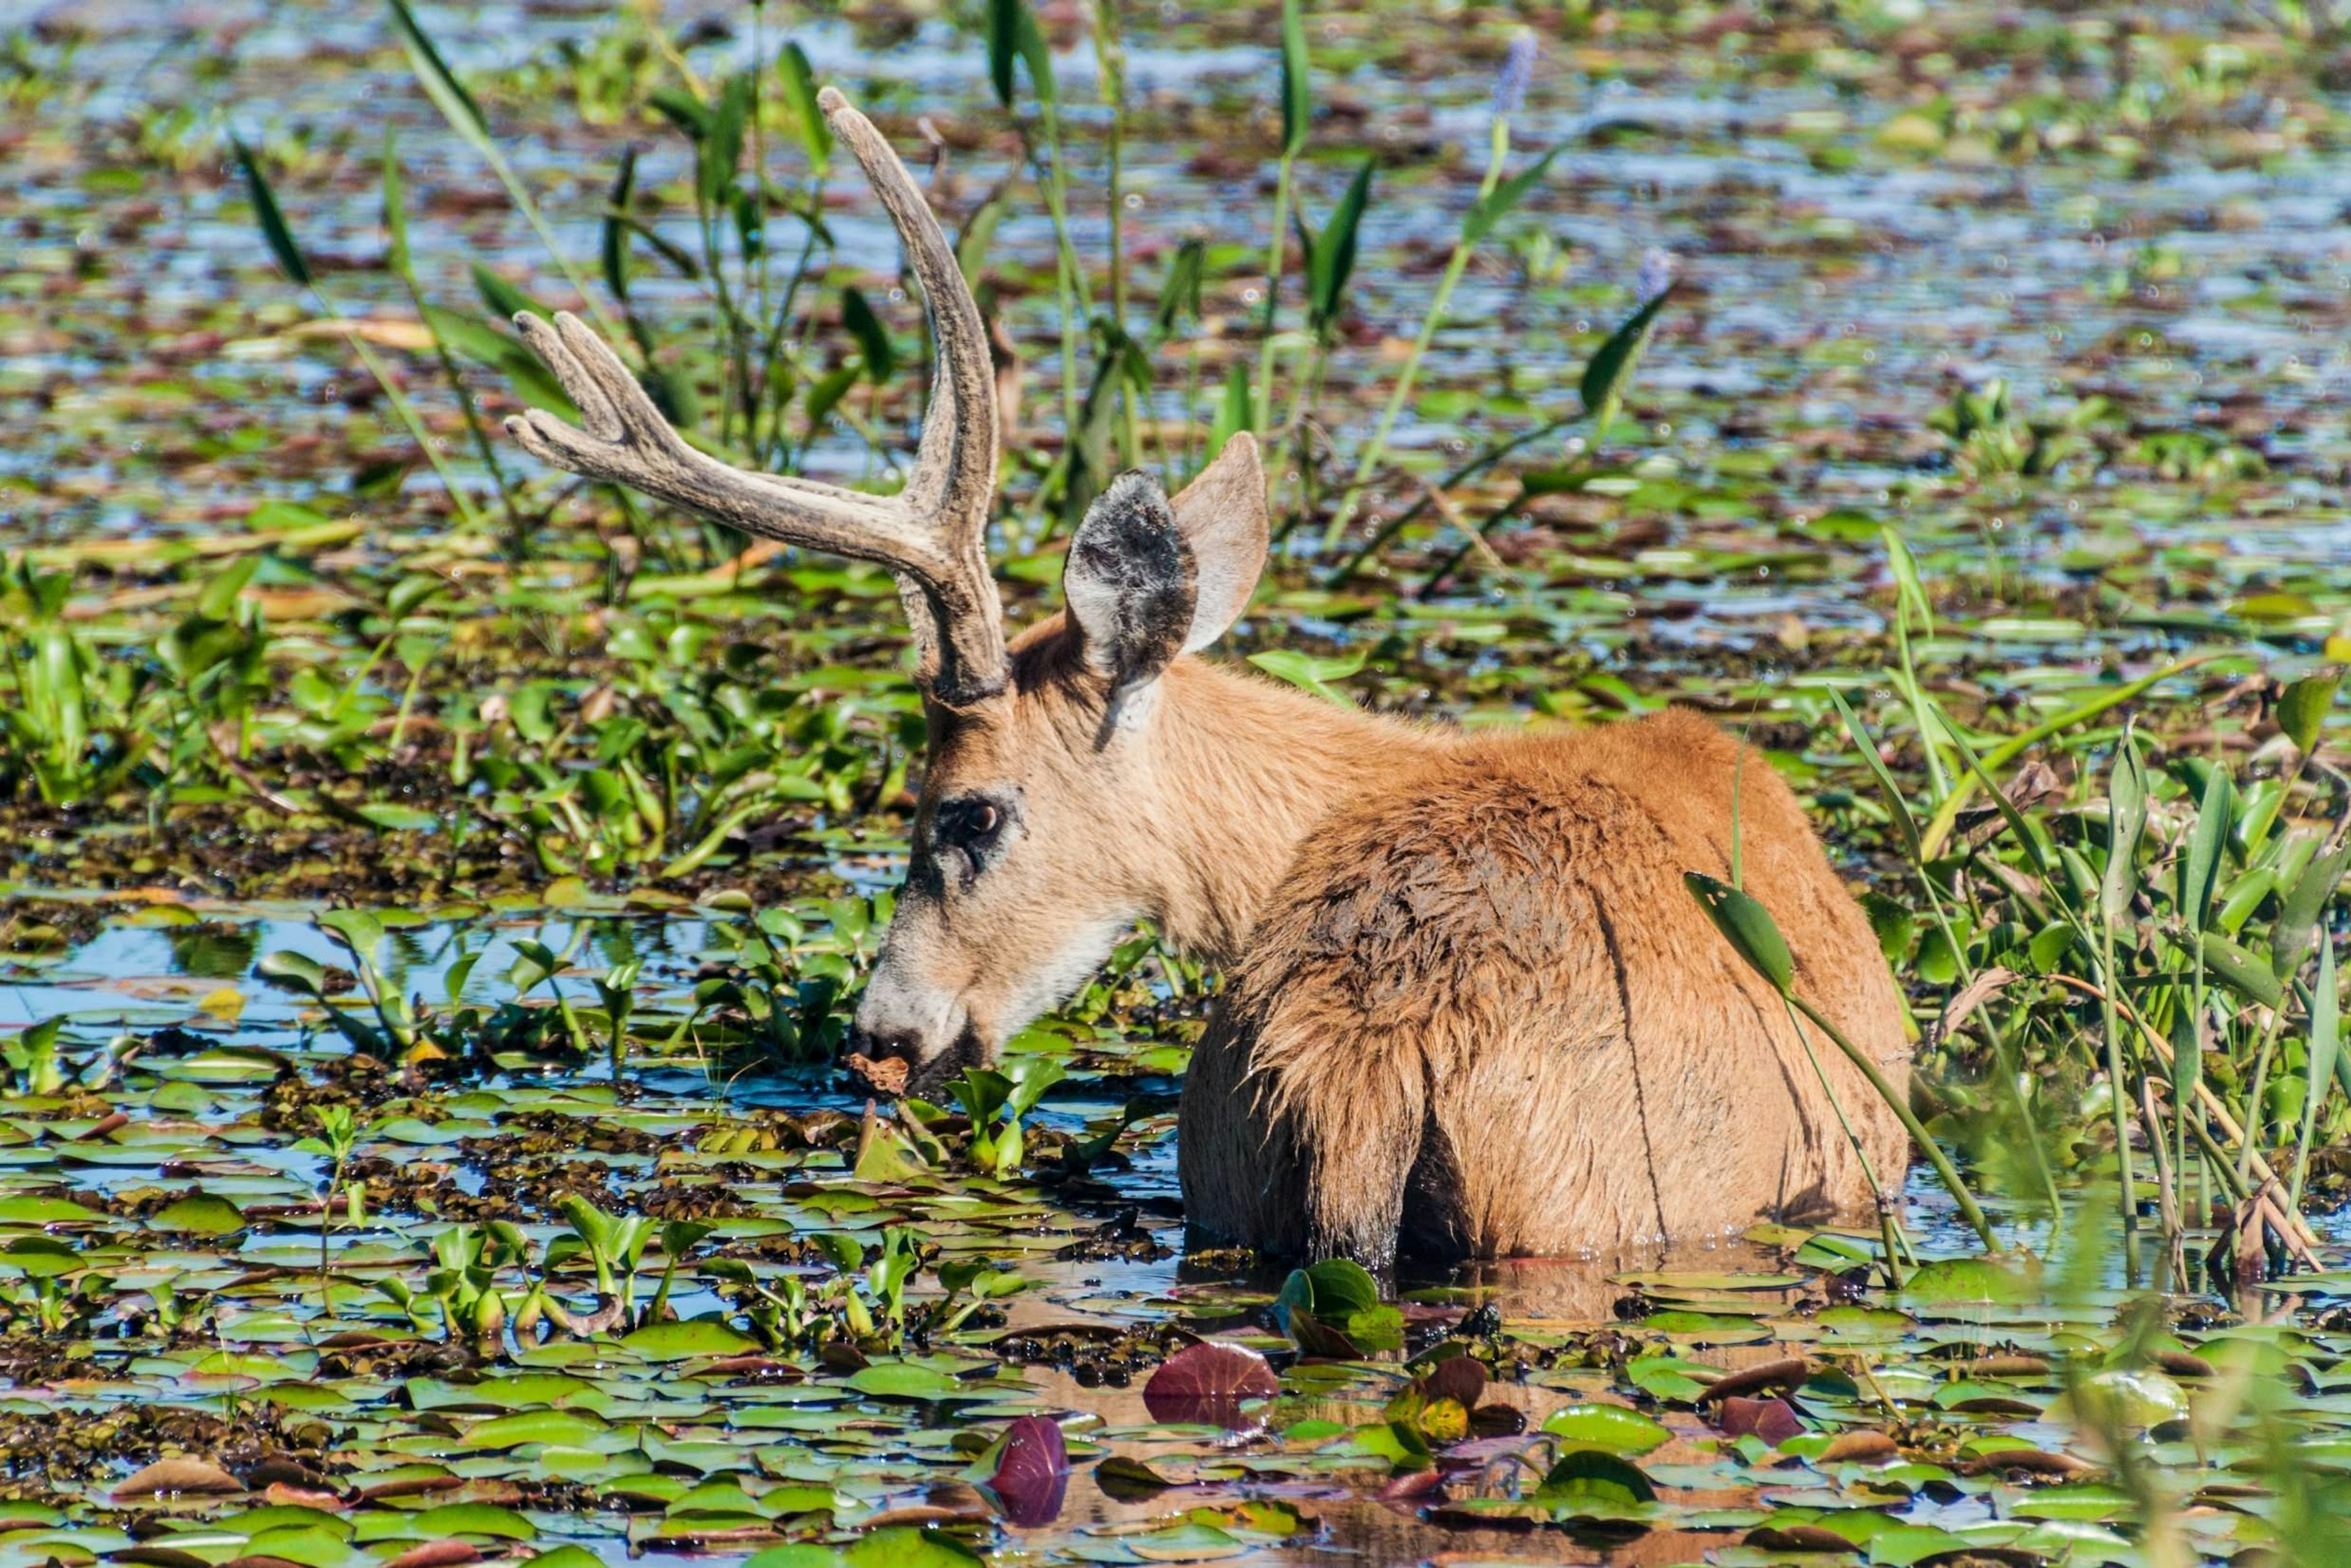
[504,88,1007,705]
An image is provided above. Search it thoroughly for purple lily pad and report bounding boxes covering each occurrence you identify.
[986,1414,1070,1527]
[1142,1340,1281,1428]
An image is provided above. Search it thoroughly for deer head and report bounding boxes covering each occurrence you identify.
[507,88,1272,1091]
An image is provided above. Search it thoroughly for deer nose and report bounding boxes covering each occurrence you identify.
[847,1024,924,1064]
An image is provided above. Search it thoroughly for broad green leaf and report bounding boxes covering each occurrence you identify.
[1684,873,1794,994]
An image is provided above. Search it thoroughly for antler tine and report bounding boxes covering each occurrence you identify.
[503,93,1010,707]
[817,88,1005,700]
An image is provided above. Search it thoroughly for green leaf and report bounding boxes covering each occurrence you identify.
[457,1409,610,1450]
[318,908,385,960]
[1210,360,1256,457]
[1540,1403,1671,1455]
[255,951,331,997]
[776,43,831,173]
[1828,689,1921,865]
[1684,872,1794,995]
[472,263,550,325]
[846,1362,973,1401]
[2177,765,2235,931]
[986,0,1054,110]
[0,1196,99,1225]
[197,554,261,621]
[1900,1255,2031,1305]
[354,803,438,832]
[382,128,410,275]
[2274,841,2350,979]
[402,1504,535,1542]
[620,1319,761,1362]
[2102,730,2148,930]
[149,1193,247,1236]
[2201,931,2282,1011]
[1580,285,1672,442]
[230,135,312,288]
[841,287,896,381]
[700,70,752,211]
[2301,942,2339,1168]
[1247,648,1365,708]
[601,146,637,304]
[1277,0,1311,156]
[1462,144,1563,246]
[845,1529,981,1567]
[1537,1448,1657,1505]
[2278,670,2340,756]
[1305,160,1375,331]
[386,0,490,151]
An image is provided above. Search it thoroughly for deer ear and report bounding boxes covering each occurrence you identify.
[1065,471,1196,690]
[1065,435,1268,691]
[1168,432,1267,653]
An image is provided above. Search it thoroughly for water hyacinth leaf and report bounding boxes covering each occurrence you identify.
[2102,730,2148,929]
[2273,841,2350,979]
[231,136,312,288]
[2278,669,2340,756]
[776,43,830,172]
[2201,931,2282,1011]
[1277,0,1311,156]
[1684,873,1794,995]
[2177,767,2235,931]
[319,908,386,959]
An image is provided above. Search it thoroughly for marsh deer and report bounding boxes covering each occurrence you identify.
[506,88,1912,1266]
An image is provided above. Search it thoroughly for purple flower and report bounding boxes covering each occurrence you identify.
[1493,30,1536,119]
[1636,247,1677,306]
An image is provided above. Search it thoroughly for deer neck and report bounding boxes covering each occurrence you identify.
[1142,656,1444,964]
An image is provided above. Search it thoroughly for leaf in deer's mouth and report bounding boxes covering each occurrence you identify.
[846,1052,910,1097]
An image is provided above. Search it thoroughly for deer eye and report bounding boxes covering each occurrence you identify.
[934,796,1008,868]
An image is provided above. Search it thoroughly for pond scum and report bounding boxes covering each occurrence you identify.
[4,0,2351,1562]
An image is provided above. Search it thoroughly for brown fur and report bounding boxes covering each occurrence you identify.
[905,621,1909,1265]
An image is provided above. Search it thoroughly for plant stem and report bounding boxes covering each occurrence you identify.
[1323,118,1509,550]
[1253,152,1295,439]
[1916,653,2219,858]
[1787,991,1998,1252]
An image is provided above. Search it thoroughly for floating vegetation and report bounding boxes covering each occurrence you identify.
[4,0,2351,1561]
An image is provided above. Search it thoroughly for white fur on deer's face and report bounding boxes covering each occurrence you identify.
[847,440,1270,1090]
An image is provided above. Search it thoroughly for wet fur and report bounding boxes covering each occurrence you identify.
[1176,706,1908,1266]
